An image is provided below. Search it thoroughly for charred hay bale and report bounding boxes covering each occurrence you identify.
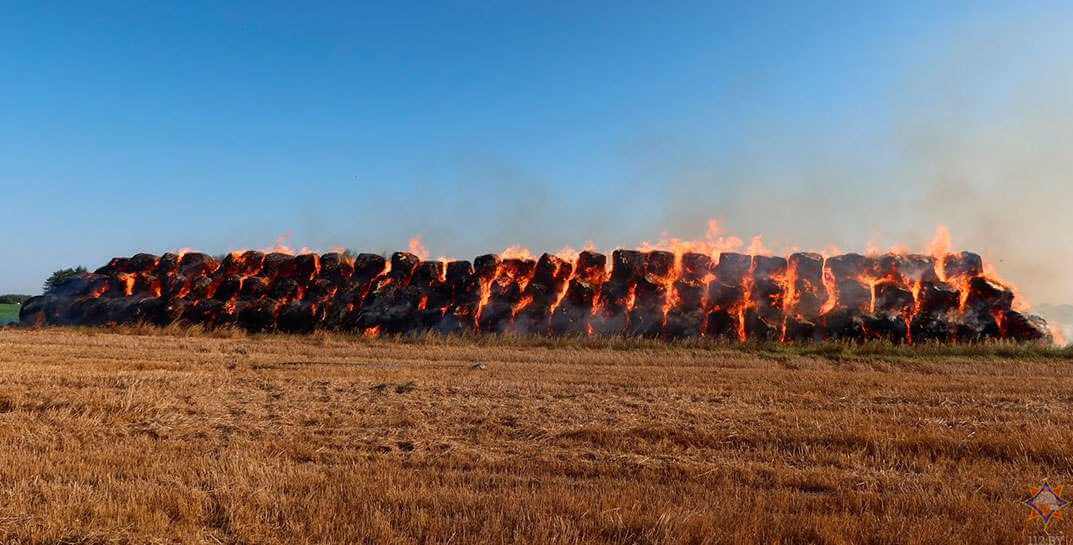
[162,300,189,325]
[787,252,826,319]
[133,296,169,326]
[863,313,908,343]
[956,312,1002,343]
[500,258,536,281]
[292,254,320,282]
[305,278,338,303]
[870,253,904,281]
[590,311,627,336]
[19,295,73,326]
[443,263,479,319]
[76,295,119,325]
[791,291,827,322]
[475,258,536,333]
[156,253,181,276]
[49,273,112,298]
[744,308,781,342]
[680,252,713,283]
[611,250,645,282]
[515,254,574,331]
[549,280,598,335]
[707,282,744,311]
[415,277,454,328]
[1003,311,1052,343]
[625,309,663,338]
[163,274,190,300]
[445,260,474,287]
[260,253,294,279]
[215,302,239,328]
[789,252,824,284]
[549,306,589,336]
[434,311,474,335]
[213,275,243,302]
[318,253,353,283]
[127,253,159,273]
[752,277,786,323]
[238,299,281,332]
[100,274,135,298]
[94,257,129,276]
[783,315,818,342]
[520,281,553,308]
[239,277,269,300]
[715,253,751,286]
[819,308,868,342]
[874,281,914,316]
[318,290,356,330]
[423,283,454,314]
[565,279,600,309]
[77,296,148,326]
[358,285,422,333]
[278,301,322,333]
[575,251,607,283]
[512,306,551,335]
[825,253,871,282]
[752,255,787,281]
[917,281,960,316]
[625,276,666,337]
[674,280,705,311]
[222,250,265,276]
[451,275,482,308]
[910,313,956,343]
[964,277,1014,315]
[389,252,421,282]
[411,261,445,288]
[179,253,218,277]
[181,299,228,327]
[644,251,675,280]
[704,308,740,340]
[132,273,160,296]
[477,300,514,333]
[870,253,938,284]
[269,278,302,301]
[416,307,451,331]
[474,254,502,280]
[590,274,634,335]
[353,253,387,285]
[832,278,871,313]
[69,297,108,325]
[898,254,940,283]
[533,253,572,289]
[663,309,704,338]
[186,275,214,300]
[943,251,983,279]
[323,293,358,331]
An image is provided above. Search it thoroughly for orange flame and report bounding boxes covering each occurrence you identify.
[408,235,430,261]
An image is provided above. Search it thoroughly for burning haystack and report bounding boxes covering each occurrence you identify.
[19,248,1054,343]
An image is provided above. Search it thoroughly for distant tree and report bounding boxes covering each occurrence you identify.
[43,266,87,294]
[0,294,31,304]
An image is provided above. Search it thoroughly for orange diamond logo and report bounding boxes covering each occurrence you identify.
[1025,483,1069,529]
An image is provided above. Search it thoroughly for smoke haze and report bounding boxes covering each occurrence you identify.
[365,8,1073,305]
[2,5,1070,309]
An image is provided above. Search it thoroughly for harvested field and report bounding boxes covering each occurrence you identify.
[0,327,1071,544]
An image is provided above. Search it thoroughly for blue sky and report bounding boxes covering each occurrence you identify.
[3,1,1072,301]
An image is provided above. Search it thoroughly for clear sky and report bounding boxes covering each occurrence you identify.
[3,1,1072,302]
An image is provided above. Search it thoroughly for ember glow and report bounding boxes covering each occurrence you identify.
[18,224,1058,344]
